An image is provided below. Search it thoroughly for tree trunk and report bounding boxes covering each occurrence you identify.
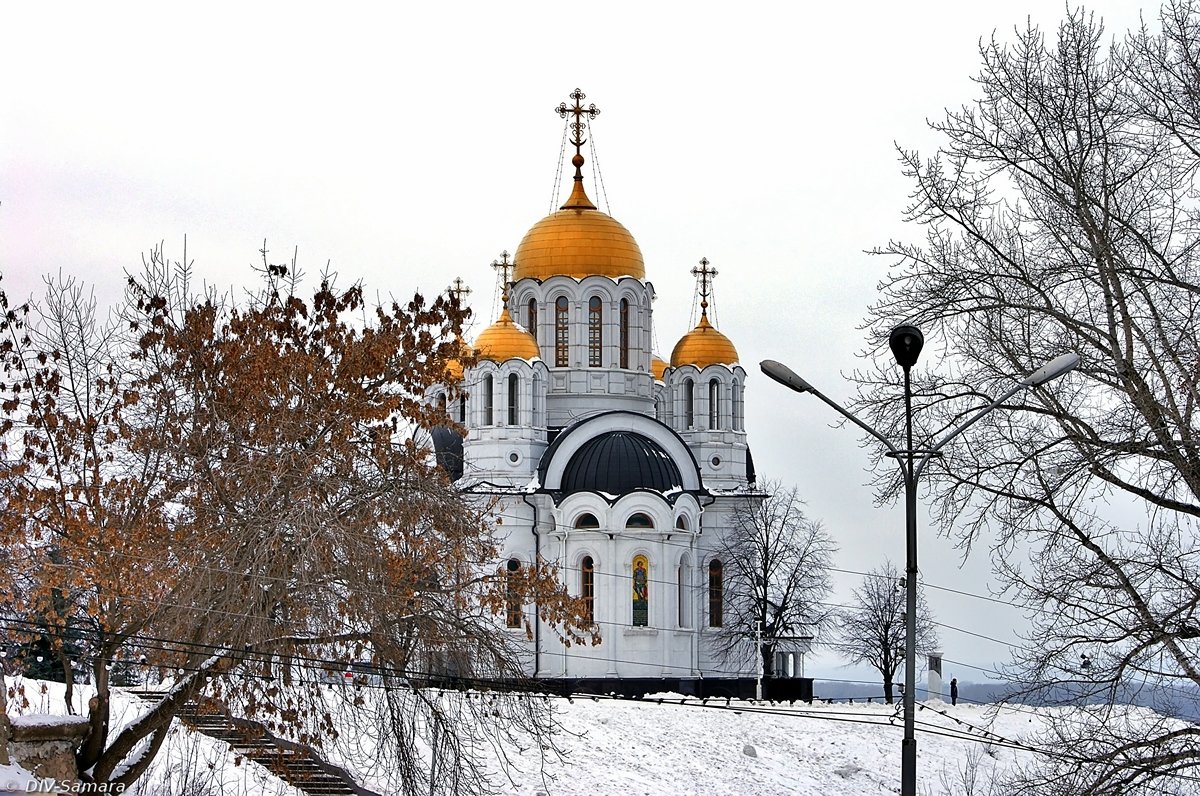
[883,678,894,704]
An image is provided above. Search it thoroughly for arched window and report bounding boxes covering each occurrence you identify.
[483,375,494,426]
[555,296,569,367]
[708,560,723,628]
[437,392,447,412]
[684,379,695,428]
[588,296,603,367]
[574,513,600,530]
[505,559,522,628]
[732,378,743,430]
[458,395,466,424]
[527,298,537,339]
[709,379,720,429]
[632,554,649,627]
[619,298,630,369]
[675,516,688,531]
[626,513,654,529]
[678,558,691,627]
[581,556,595,624]
[507,373,519,425]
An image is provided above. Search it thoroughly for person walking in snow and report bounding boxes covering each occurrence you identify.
[950,678,958,706]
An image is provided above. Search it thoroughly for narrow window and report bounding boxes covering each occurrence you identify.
[458,395,466,424]
[483,375,494,426]
[684,379,695,428]
[709,379,720,429]
[677,559,690,628]
[588,296,603,367]
[619,298,630,369]
[507,373,518,425]
[527,298,537,338]
[632,555,649,627]
[708,560,723,628]
[732,379,742,430]
[676,516,688,531]
[581,556,595,624]
[506,559,522,628]
[555,296,569,367]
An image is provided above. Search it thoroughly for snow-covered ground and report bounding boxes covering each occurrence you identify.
[3,677,1182,795]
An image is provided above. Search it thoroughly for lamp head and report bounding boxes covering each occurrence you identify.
[1020,352,1080,387]
[760,360,814,394]
[889,325,924,370]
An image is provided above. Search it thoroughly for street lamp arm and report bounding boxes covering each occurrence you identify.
[913,352,1079,480]
[913,382,1024,481]
[760,360,904,463]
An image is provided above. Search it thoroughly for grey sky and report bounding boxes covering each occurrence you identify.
[0,1,1151,685]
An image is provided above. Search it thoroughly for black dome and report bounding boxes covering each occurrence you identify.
[559,431,684,495]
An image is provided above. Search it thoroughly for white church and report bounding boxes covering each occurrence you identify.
[430,91,800,694]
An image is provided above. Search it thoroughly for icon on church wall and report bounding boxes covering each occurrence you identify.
[632,555,649,626]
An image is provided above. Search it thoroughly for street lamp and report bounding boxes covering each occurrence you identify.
[761,331,1078,796]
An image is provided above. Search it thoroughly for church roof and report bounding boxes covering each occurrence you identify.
[558,430,683,495]
[513,89,645,283]
[474,307,539,362]
[670,315,740,368]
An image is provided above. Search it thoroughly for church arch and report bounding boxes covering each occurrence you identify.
[526,297,537,340]
[573,512,601,530]
[677,553,692,628]
[683,378,695,429]
[619,297,630,369]
[708,378,720,429]
[507,373,519,425]
[554,295,570,367]
[625,512,654,529]
[483,374,495,426]
[587,295,603,367]
[581,555,596,624]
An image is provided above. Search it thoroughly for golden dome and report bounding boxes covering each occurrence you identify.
[513,181,645,282]
[651,355,669,381]
[670,316,739,369]
[474,308,540,362]
[444,335,470,382]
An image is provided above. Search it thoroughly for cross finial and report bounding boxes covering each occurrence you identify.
[556,88,600,182]
[691,257,718,317]
[491,251,514,302]
[448,276,472,306]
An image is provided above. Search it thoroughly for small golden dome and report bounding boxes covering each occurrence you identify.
[513,181,645,282]
[670,316,739,369]
[474,308,540,362]
[444,335,470,382]
[651,355,669,380]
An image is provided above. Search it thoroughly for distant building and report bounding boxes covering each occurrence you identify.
[430,91,767,690]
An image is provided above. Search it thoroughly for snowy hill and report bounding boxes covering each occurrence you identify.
[4,677,1182,795]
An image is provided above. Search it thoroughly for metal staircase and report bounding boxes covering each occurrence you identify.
[128,690,379,796]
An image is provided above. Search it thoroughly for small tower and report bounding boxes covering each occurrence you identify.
[461,253,549,484]
[666,258,751,489]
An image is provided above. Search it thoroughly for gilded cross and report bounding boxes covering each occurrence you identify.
[691,257,718,315]
[556,88,600,157]
[492,251,514,300]
[448,276,471,305]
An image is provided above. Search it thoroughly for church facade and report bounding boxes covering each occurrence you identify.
[431,91,768,689]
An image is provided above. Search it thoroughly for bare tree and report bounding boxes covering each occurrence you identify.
[859,2,1200,790]
[828,561,939,704]
[711,480,836,677]
[0,248,590,794]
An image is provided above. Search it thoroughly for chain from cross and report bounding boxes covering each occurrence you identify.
[492,251,514,300]
[556,88,600,153]
[448,276,472,305]
[692,257,718,313]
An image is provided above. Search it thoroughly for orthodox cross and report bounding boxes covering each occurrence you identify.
[692,257,718,316]
[492,251,514,301]
[448,276,471,306]
[556,88,600,157]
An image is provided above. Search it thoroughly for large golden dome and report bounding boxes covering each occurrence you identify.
[474,309,540,362]
[670,316,739,369]
[513,180,645,282]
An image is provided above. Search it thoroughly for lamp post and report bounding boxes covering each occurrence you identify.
[761,330,1078,796]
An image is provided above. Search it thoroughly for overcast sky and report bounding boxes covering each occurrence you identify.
[1,1,1154,686]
